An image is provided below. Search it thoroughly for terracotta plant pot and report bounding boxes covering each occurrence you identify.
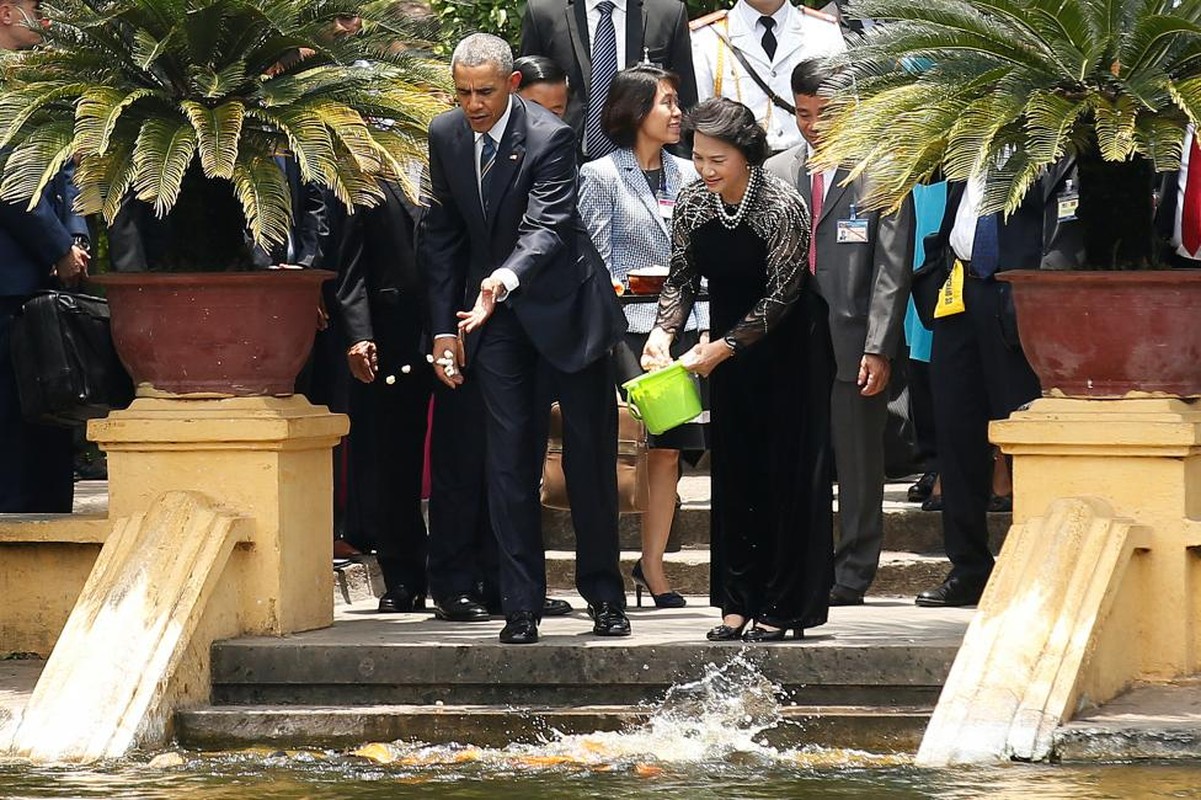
[999,270,1201,398]
[92,270,333,396]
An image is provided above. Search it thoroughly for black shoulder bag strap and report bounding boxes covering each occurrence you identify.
[709,23,797,116]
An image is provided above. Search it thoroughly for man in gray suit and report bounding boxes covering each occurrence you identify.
[765,58,913,605]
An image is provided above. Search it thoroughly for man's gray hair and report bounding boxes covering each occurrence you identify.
[451,33,514,75]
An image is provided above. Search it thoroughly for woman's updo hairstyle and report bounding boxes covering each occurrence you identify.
[681,97,769,167]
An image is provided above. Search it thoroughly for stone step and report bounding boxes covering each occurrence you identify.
[546,550,949,598]
[541,505,1012,553]
[175,703,931,752]
[334,550,955,606]
[209,601,971,710]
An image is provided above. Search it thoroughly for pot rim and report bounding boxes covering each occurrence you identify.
[998,268,1201,285]
[91,269,335,286]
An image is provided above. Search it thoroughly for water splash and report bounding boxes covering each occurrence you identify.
[335,653,907,775]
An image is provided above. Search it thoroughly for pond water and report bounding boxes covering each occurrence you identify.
[3,657,1199,799]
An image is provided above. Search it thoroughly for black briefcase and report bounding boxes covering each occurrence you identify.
[9,290,133,425]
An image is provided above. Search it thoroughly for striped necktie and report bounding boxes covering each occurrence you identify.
[584,1,618,160]
[479,133,496,213]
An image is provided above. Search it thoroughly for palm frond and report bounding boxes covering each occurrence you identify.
[181,99,243,179]
[0,121,76,211]
[132,116,199,216]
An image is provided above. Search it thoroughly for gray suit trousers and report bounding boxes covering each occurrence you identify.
[831,379,889,593]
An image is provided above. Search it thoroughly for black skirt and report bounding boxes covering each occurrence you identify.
[610,329,709,452]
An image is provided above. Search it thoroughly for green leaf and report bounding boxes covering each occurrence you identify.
[230,150,291,252]
[75,86,159,156]
[0,121,76,212]
[132,116,198,216]
[181,99,243,179]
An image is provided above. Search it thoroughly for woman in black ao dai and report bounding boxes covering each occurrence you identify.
[642,98,834,642]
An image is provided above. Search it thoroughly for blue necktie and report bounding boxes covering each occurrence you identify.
[584,1,618,160]
[479,134,496,214]
[972,212,1000,278]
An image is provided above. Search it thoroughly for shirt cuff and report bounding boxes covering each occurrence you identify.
[433,333,458,340]
[490,267,520,302]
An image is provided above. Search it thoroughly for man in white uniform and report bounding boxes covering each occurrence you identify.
[691,0,844,152]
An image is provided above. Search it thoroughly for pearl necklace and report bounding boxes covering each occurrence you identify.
[713,167,759,230]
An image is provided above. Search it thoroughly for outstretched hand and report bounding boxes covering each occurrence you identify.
[457,277,501,334]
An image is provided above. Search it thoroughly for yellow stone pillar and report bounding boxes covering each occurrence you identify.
[917,397,1201,765]
[997,398,1201,680]
[89,396,350,635]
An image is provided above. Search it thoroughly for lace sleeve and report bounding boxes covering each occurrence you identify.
[723,173,811,352]
[653,184,708,338]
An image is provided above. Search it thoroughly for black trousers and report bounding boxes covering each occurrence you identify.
[908,357,938,473]
[930,276,1040,581]
[0,297,73,513]
[296,315,351,541]
[426,376,493,603]
[346,363,432,594]
[473,306,622,614]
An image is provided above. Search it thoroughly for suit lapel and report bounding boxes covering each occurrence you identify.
[820,168,853,227]
[448,117,487,235]
[774,5,807,67]
[568,0,593,90]
[484,100,528,231]
[794,148,812,210]
[617,149,668,236]
[626,0,644,66]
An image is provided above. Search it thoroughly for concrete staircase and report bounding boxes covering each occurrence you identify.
[175,474,1007,753]
[177,600,974,752]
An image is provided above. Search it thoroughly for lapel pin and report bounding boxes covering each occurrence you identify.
[509,153,519,160]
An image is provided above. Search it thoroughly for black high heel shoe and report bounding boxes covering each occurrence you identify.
[631,559,686,609]
[706,616,749,641]
[741,622,805,643]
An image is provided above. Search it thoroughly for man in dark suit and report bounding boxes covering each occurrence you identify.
[764,59,913,606]
[0,1,90,513]
[330,178,433,613]
[913,158,1078,607]
[422,33,628,644]
[520,0,697,160]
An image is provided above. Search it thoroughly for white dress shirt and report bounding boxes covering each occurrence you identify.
[587,0,628,70]
[949,175,987,262]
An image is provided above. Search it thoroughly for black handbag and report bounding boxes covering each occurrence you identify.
[9,290,133,425]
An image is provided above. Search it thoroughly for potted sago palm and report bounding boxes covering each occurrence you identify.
[816,0,1201,397]
[0,0,447,395]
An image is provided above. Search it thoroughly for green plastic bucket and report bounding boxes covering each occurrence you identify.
[621,362,702,435]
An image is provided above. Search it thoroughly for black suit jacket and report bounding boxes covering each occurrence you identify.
[520,0,698,150]
[422,96,624,373]
[331,180,428,374]
[914,158,1082,326]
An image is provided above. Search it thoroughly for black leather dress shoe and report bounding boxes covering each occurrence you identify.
[588,602,632,637]
[907,471,937,503]
[499,611,539,644]
[433,594,491,622]
[377,587,425,614]
[542,597,573,617]
[915,576,987,607]
[828,585,865,606]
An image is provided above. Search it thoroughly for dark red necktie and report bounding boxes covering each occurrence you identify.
[1182,136,1201,255]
